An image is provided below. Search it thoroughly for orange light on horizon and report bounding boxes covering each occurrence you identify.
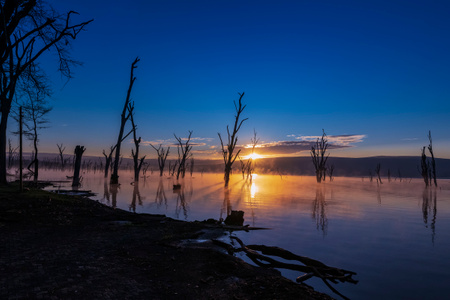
[243,153,263,160]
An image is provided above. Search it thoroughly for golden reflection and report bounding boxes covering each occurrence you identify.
[250,180,258,199]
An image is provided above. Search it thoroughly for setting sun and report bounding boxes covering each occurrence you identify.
[244,153,263,160]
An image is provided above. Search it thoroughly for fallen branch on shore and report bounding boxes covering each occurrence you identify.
[214,236,357,300]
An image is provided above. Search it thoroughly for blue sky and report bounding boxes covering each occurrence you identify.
[17,0,450,159]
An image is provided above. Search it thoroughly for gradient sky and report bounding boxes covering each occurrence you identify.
[16,0,450,159]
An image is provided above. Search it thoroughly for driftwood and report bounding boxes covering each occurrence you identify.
[216,236,357,300]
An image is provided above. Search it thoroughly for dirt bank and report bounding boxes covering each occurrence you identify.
[0,184,332,299]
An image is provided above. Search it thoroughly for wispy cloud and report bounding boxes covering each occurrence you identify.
[239,134,366,156]
[295,134,366,146]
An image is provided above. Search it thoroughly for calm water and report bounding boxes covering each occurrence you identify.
[42,170,450,299]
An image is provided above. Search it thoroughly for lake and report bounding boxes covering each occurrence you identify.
[41,169,450,299]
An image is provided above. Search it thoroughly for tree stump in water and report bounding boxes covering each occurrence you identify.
[224,210,244,226]
[72,145,85,187]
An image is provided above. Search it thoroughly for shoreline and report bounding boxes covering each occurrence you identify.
[0,183,333,299]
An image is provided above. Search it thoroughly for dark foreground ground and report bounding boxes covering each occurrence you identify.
[0,184,333,299]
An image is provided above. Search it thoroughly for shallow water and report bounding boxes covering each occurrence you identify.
[42,170,450,299]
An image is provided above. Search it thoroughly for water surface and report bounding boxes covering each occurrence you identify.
[42,170,450,299]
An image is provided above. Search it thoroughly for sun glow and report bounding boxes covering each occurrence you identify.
[244,153,263,160]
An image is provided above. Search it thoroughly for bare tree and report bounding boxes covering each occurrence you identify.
[110,57,139,184]
[427,131,437,187]
[420,146,431,187]
[56,143,66,170]
[218,92,248,187]
[174,131,193,180]
[128,101,145,182]
[7,138,18,169]
[375,163,382,184]
[327,164,335,182]
[13,91,51,182]
[0,1,93,184]
[151,144,170,176]
[72,145,85,187]
[244,129,259,180]
[311,130,329,183]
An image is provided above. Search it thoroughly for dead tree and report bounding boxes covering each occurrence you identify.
[0,2,93,185]
[244,129,259,180]
[311,130,329,183]
[13,92,52,182]
[128,101,145,182]
[72,145,85,187]
[111,57,139,184]
[375,163,383,184]
[151,144,170,176]
[57,143,66,170]
[7,138,18,169]
[174,131,193,180]
[218,92,248,187]
[327,164,335,182]
[427,131,437,187]
[420,146,430,187]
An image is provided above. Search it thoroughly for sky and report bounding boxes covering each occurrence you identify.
[14,0,450,159]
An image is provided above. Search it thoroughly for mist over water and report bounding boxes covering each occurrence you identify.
[41,170,450,299]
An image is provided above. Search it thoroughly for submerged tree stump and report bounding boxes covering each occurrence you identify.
[72,145,85,187]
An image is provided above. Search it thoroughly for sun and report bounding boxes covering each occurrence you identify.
[245,153,263,160]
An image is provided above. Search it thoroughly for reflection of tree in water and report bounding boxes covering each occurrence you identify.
[220,187,232,222]
[376,186,381,204]
[103,180,110,205]
[155,179,167,208]
[422,187,437,244]
[312,186,328,236]
[109,184,119,208]
[129,183,143,213]
[174,185,188,220]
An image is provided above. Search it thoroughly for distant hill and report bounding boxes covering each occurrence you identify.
[25,153,450,179]
[251,156,450,179]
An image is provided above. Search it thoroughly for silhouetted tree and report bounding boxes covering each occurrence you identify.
[151,144,170,176]
[13,91,51,182]
[375,163,382,184]
[57,143,66,170]
[128,101,145,182]
[111,57,139,184]
[72,145,85,187]
[0,1,92,184]
[427,131,437,187]
[420,146,431,187]
[174,131,193,180]
[218,92,247,187]
[7,138,18,169]
[311,130,329,183]
[327,164,335,182]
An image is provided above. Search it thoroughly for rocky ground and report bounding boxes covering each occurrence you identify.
[0,183,333,299]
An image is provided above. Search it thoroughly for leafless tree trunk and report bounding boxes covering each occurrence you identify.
[57,143,66,170]
[427,131,437,187]
[311,130,329,183]
[174,131,193,180]
[128,101,145,182]
[110,57,139,184]
[327,164,335,182]
[7,138,18,169]
[375,163,382,184]
[151,144,170,176]
[420,146,430,187]
[218,92,248,187]
[13,91,51,182]
[72,145,85,187]
[0,2,93,184]
[102,146,115,179]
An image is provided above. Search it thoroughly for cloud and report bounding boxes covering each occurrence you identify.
[295,134,366,146]
[240,134,366,156]
[401,137,419,141]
